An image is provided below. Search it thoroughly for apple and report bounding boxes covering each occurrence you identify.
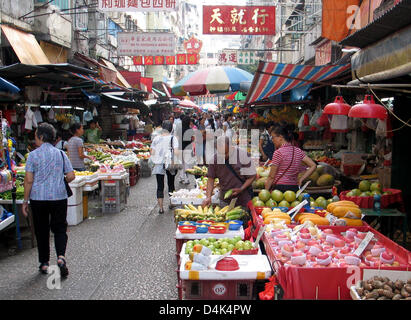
[307,240,318,247]
[299,228,310,234]
[244,242,253,250]
[334,239,345,248]
[295,241,306,250]
[220,242,229,249]
[227,244,235,252]
[339,246,351,255]
[235,241,245,250]
[208,237,216,243]
[220,248,228,255]
[357,232,366,240]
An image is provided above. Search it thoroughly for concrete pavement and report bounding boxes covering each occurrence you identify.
[0,174,184,300]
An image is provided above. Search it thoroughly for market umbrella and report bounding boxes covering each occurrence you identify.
[178,99,202,113]
[226,91,247,101]
[201,103,218,112]
[172,66,253,96]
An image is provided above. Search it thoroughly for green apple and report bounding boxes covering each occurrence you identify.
[208,237,216,243]
[220,248,228,255]
[227,244,235,251]
[243,242,253,250]
[221,242,229,249]
[233,236,242,242]
[235,240,245,250]
[214,250,222,255]
[187,240,194,247]
[193,239,200,245]
[214,242,221,249]
[199,239,209,246]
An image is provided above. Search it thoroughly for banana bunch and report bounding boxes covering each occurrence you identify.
[174,204,246,223]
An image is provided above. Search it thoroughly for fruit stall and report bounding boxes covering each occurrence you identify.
[245,182,411,300]
[173,202,275,300]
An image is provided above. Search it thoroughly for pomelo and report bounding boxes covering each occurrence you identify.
[259,189,271,202]
[298,192,308,202]
[360,192,371,197]
[359,180,371,192]
[278,200,290,208]
[351,189,361,196]
[255,177,267,189]
[284,190,296,203]
[271,189,284,202]
[370,182,382,192]
[265,199,277,208]
[315,198,327,209]
[254,200,265,207]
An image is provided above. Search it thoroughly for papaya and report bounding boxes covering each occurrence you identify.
[327,200,358,212]
[339,217,364,226]
[264,217,291,225]
[300,216,330,225]
[332,206,362,218]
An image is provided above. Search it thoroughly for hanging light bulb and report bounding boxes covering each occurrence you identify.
[323,96,351,115]
[348,94,387,120]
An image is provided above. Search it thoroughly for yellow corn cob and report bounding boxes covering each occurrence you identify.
[188,204,197,211]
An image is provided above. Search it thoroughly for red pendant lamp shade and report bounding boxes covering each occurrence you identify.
[323,96,351,115]
[249,112,258,119]
[348,95,387,120]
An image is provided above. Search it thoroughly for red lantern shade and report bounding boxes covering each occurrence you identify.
[348,95,387,120]
[323,96,351,115]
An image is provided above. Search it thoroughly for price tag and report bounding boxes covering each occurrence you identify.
[16,152,25,161]
[326,214,338,226]
[354,232,374,257]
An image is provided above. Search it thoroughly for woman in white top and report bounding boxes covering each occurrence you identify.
[150,120,179,214]
[223,114,233,138]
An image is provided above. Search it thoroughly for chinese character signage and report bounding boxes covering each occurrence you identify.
[203,5,276,35]
[315,40,332,66]
[217,50,238,65]
[99,0,178,12]
[183,36,203,54]
[132,54,198,65]
[237,51,256,65]
[117,32,176,56]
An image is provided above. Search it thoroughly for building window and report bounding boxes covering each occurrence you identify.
[35,0,70,10]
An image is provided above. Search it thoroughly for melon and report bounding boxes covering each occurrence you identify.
[278,200,290,208]
[351,189,361,196]
[284,190,296,203]
[254,200,265,207]
[316,174,335,187]
[291,200,301,208]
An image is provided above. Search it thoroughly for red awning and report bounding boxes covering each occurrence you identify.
[245,61,351,105]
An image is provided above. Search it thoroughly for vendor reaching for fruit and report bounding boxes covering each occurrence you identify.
[265,124,317,193]
[202,136,256,208]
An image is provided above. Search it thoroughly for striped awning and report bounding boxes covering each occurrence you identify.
[245,62,351,105]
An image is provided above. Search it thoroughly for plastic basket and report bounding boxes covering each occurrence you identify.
[339,188,403,209]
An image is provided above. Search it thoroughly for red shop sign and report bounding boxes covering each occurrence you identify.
[203,5,276,35]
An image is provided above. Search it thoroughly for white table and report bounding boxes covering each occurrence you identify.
[179,254,272,280]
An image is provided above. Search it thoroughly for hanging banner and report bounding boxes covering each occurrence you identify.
[177,54,187,65]
[166,55,176,65]
[117,32,175,56]
[98,0,178,12]
[203,5,276,35]
[132,55,199,65]
[154,56,165,65]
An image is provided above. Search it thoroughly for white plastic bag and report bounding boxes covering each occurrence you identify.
[309,109,322,128]
[376,119,387,137]
[330,114,348,132]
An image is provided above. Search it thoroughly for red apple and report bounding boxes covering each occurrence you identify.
[307,240,318,246]
[345,237,354,243]
[339,262,348,268]
[295,241,306,250]
[381,252,393,261]
[299,228,310,234]
[339,246,351,255]
[283,244,294,252]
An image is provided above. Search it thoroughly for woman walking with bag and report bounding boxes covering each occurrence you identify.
[265,124,316,193]
[22,123,75,277]
[150,120,180,214]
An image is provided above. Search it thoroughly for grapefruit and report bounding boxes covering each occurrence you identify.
[254,200,265,207]
[351,189,361,196]
[252,196,260,205]
[315,198,327,209]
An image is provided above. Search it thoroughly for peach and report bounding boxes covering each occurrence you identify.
[334,239,345,248]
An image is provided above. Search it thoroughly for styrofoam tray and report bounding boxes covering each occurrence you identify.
[176,226,244,240]
[0,215,15,231]
[179,254,272,280]
[83,183,99,192]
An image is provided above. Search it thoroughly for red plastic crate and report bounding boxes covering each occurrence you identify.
[263,225,411,300]
[340,188,404,209]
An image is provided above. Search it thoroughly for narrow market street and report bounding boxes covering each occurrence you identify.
[0,175,181,300]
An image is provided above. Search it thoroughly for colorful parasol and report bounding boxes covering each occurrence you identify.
[178,99,202,113]
[172,66,253,96]
[226,91,247,101]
